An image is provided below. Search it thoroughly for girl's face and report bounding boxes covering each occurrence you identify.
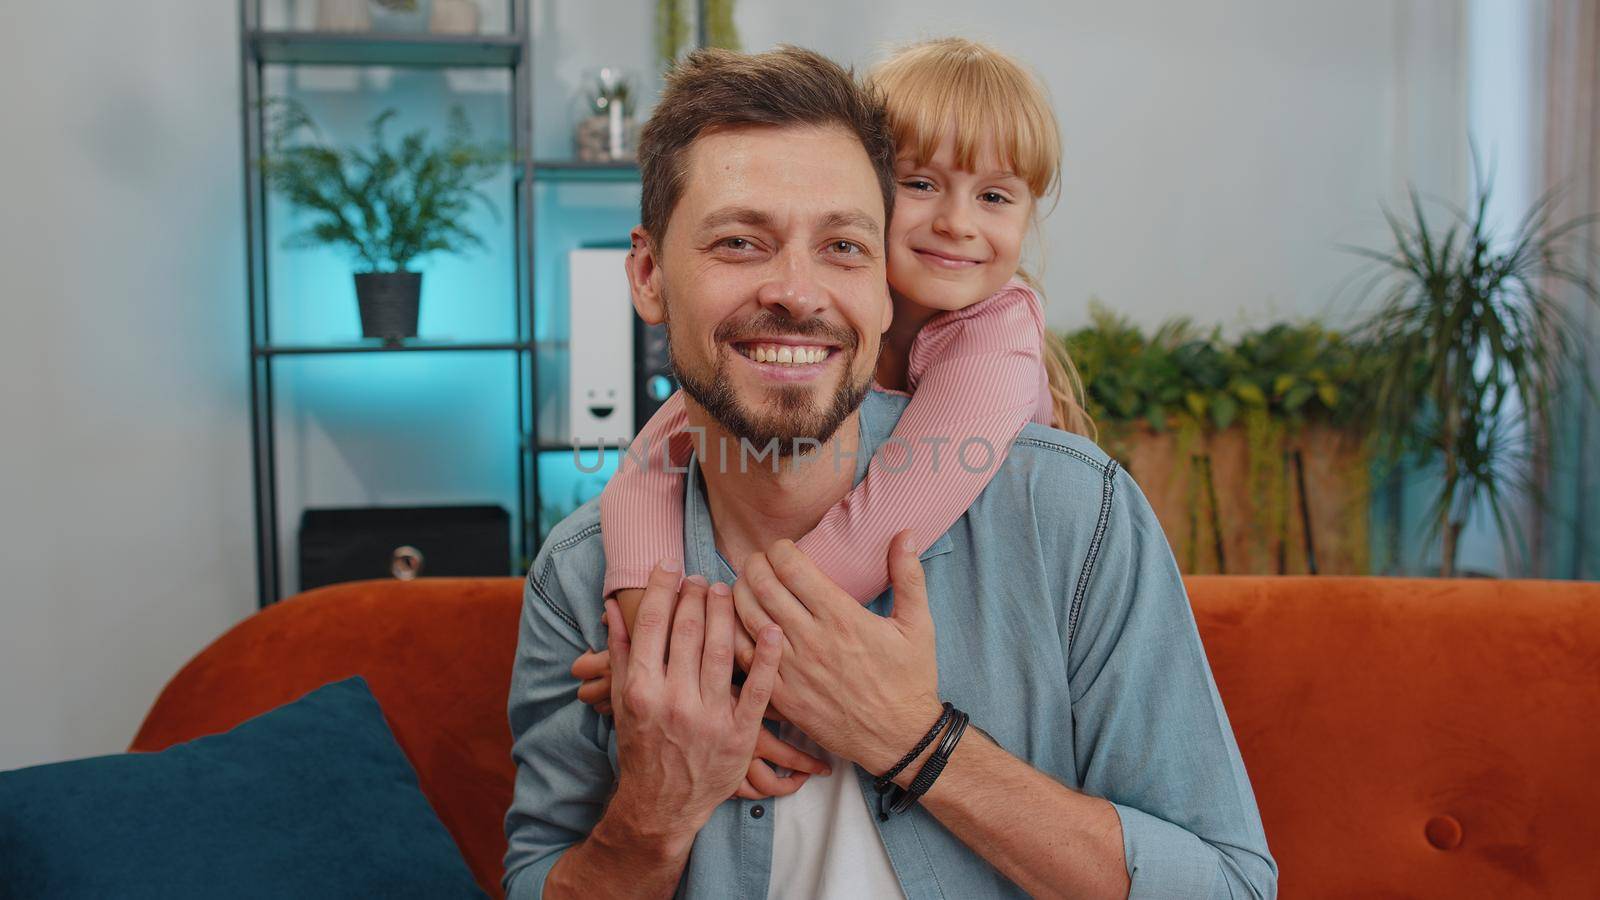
[886,132,1034,313]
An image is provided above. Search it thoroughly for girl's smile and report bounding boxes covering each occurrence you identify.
[911,246,989,269]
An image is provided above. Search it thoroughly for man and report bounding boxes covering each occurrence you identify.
[503,46,1276,899]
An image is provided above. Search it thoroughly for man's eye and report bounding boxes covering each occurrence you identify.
[981,191,1011,205]
[829,240,863,255]
[720,237,752,250]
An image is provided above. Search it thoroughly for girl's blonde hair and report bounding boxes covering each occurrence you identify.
[869,38,1095,440]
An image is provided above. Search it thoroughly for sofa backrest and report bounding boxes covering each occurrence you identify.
[130,575,1600,898]
[1185,575,1600,898]
[129,578,525,897]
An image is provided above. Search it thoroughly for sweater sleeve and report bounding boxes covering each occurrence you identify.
[793,281,1048,602]
[598,389,695,598]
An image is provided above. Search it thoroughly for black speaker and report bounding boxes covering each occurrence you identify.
[634,318,677,433]
[297,504,511,591]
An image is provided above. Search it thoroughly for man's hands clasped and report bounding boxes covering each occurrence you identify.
[580,527,944,831]
[598,561,793,844]
[728,530,944,780]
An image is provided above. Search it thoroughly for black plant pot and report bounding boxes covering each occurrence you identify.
[354,271,422,342]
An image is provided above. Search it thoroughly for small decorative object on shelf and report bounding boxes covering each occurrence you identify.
[315,0,371,31]
[259,98,508,343]
[368,0,431,33]
[574,68,637,163]
[428,0,480,34]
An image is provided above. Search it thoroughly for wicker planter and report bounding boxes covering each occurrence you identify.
[353,271,421,342]
[1108,423,1371,575]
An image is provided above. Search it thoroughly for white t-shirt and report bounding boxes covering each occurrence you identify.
[766,721,909,900]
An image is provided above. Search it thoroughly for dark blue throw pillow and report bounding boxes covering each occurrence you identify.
[0,677,485,899]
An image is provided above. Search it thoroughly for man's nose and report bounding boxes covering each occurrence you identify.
[932,196,978,241]
[755,246,827,319]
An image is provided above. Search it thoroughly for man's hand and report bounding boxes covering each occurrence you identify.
[584,588,789,723]
[730,530,944,780]
[571,648,829,799]
[603,560,785,850]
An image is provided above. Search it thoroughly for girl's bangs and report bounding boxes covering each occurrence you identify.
[873,43,1060,199]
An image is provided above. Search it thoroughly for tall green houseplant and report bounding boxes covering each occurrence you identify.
[259,99,507,341]
[1346,154,1599,575]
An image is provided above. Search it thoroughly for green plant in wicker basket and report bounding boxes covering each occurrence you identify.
[1062,304,1382,569]
[259,98,508,273]
[1344,152,1599,575]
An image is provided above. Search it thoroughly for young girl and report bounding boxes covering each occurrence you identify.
[573,37,1092,800]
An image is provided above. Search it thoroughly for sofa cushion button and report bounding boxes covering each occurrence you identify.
[1425,815,1462,850]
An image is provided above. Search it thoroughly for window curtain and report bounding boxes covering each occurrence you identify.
[1536,0,1600,579]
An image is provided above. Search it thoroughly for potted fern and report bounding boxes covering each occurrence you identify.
[1345,151,1599,576]
[260,99,506,343]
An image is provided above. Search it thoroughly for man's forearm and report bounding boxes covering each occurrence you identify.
[540,799,693,900]
[885,726,1130,900]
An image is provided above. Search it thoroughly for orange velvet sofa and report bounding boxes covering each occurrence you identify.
[130,576,1600,898]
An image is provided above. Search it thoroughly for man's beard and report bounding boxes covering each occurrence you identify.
[665,294,873,460]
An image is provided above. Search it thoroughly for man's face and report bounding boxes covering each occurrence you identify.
[630,124,893,456]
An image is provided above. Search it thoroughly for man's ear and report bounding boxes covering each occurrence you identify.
[626,225,666,326]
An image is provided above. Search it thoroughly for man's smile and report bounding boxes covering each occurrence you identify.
[729,339,841,382]
[732,340,837,366]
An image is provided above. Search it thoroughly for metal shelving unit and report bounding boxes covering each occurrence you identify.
[532,160,640,183]
[239,2,543,607]
[250,30,524,67]
[253,340,536,356]
[240,0,669,607]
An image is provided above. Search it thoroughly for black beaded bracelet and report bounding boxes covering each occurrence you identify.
[873,702,953,796]
[882,708,969,819]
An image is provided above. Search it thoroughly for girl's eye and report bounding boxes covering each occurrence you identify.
[980,191,1011,205]
[900,179,935,192]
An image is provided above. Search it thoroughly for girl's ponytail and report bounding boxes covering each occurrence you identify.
[1044,330,1096,440]
[1016,270,1095,439]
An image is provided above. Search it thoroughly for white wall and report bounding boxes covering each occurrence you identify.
[0,2,254,769]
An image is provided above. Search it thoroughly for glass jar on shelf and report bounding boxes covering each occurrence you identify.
[573,67,638,163]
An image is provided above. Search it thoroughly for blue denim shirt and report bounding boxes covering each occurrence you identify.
[504,390,1277,899]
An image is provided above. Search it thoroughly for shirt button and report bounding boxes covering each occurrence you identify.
[750,804,765,819]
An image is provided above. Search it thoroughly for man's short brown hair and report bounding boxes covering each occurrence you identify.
[637,45,897,245]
